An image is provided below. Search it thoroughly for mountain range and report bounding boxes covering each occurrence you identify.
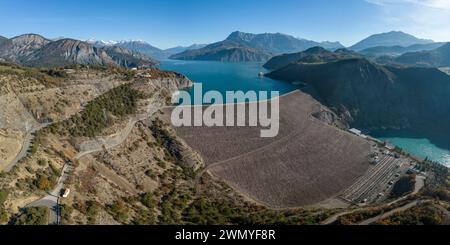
[1,31,448,68]
[169,39,273,62]
[359,43,446,57]
[169,31,345,62]
[87,39,208,60]
[0,34,158,68]
[350,31,434,51]
[393,43,450,67]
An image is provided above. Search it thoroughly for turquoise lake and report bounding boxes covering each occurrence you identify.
[370,129,450,167]
[161,60,450,167]
[161,60,298,103]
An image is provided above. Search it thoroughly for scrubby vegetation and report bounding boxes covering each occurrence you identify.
[13,207,49,225]
[150,118,184,165]
[419,159,449,189]
[0,189,8,205]
[0,64,67,86]
[334,209,384,225]
[0,189,9,223]
[51,84,144,137]
[107,200,129,224]
[72,199,101,224]
[374,203,448,225]
[59,204,73,225]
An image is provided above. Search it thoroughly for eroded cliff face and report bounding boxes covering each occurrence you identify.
[266,58,450,134]
[0,35,158,68]
[0,34,51,62]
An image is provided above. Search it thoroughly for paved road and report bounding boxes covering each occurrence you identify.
[4,123,51,172]
[75,98,162,159]
[26,196,59,225]
[25,98,163,225]
[25,163,72,225]
[321,208,362,225]
[358,201,421,225]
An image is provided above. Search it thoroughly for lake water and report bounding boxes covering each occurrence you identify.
[370,129,450,167]
[161,60,298,103]
[161,60,450,167]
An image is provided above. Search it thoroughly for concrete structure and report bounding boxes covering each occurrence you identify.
[164,90,371,208]
[349,128,362,136]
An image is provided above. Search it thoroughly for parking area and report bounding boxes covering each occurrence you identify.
[340,149,413,205]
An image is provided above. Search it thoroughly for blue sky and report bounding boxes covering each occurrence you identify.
[1,0,449,49]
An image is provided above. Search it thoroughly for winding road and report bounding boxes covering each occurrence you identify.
[26,98,163,225]
[4,123,51,172]
[26,163,72,225]
[357,201,421,225]
[75,98,162,159]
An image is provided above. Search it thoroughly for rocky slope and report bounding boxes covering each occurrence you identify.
[25,39,117,67]
[101,46,158,68]
[115,40,169,60]
[350,31,434,51]
[266,58,450,135]
[0,34,157,68]
[0,34,51,63]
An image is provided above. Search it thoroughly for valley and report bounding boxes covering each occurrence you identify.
[0,29,449,226]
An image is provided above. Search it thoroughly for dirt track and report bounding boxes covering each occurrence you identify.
[163,90,371,208]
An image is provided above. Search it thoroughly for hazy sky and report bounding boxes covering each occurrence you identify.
[0,0,449,49]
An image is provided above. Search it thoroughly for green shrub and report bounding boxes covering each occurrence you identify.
[59,204,73,224]
[14,207,49,225]
[141,192,156,209]
[37,159,47,166]
[0,189,9,205]
[0,208,8,223]
[107,200,129,224]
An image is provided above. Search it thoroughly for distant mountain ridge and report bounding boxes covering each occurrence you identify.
[226,31,344,54]
[350,31,434,51]
[114,40,169,60]
[359,43,446,57]
[170,40,271,62]
[87,39,208,60]
[170,31,344,62]
[0,34,157,68]
[394,42,450,67]
[264,46,361,70]
[164,44,208,55]
[86,39,119,47]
